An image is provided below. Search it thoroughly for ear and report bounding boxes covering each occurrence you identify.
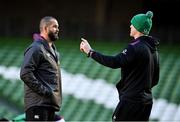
[44,26,49,34]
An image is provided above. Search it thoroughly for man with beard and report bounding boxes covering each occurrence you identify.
[20,16,62,121]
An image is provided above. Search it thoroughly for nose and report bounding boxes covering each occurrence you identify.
[56,28,59,34]
[57,28,59,32]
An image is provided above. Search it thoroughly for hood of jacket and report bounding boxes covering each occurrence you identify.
[136,36,159,52]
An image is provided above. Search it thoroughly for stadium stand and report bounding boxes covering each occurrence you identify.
[0,38,179,121]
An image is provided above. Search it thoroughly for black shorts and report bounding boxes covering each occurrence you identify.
[112,99,152,121]
[25,106,55,121]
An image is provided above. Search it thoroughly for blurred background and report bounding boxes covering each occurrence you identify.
[0,0,180,42]
[0,0,180,121]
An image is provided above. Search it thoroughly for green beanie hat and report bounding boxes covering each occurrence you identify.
[131,11,153,35]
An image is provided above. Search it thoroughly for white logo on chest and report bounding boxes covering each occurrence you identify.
[34,115,39,119]
[47,53,51,57]
[122,49,127,55]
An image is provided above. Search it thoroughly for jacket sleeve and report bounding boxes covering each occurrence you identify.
[90,45,135,69]
[152,51,160,87]
[20,46,52,97]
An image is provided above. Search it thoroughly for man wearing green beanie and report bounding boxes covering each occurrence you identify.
[80,11,159,121]
[131,11,153,35]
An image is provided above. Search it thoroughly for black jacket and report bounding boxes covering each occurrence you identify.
[91,36,159,103]
[20,37,62,111]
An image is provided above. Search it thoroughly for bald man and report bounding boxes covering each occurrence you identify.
[20,16,62,121]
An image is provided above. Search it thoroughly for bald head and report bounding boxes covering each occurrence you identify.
[39,16,59,42]
[39,16,57,32]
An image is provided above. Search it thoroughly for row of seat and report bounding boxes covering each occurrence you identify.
[0,106,15,120]
[59,95,113,121]
[0,77,24,110]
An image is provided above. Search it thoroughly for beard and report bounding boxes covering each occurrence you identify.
[48,31,59,42]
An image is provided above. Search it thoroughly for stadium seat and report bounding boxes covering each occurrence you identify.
[159,57,179,100]
[170,76,180,104]
[173,105,180,121]
[0,38,180,121]
[159,103,177,121]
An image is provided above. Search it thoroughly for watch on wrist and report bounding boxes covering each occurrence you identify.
[87,49,94,57]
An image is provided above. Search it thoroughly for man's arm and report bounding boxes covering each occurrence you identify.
[20,46,52,97]
[80,38,135,68]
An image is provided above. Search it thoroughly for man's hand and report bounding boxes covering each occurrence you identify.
[80,38,92,54]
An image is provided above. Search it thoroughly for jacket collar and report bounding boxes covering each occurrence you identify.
[33,33,58,63]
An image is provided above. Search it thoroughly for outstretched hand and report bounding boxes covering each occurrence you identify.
[80,38,92,54]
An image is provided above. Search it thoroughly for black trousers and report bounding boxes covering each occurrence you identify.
[25,106,55,121]
[112,99,152,121]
